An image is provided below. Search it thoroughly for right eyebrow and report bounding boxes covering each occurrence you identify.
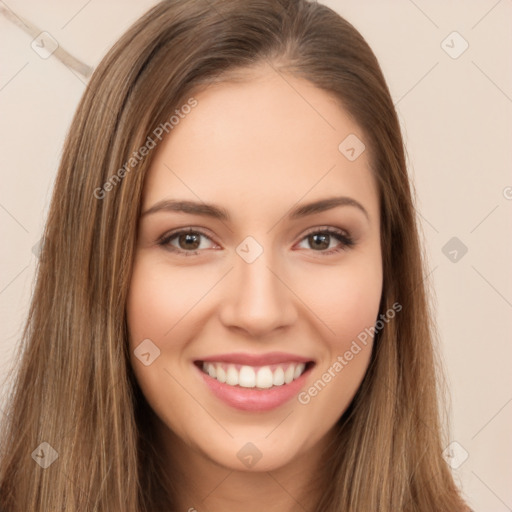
[140,199,230,221]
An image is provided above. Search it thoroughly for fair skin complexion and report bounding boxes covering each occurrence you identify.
[126,65,382,511]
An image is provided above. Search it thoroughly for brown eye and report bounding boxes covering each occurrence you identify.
[177,232,201,250]
[308,233,330,250]
[158,229,216,255]
[297,227,355,255]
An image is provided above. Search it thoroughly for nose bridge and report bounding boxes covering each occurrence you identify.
[219,237,296,334]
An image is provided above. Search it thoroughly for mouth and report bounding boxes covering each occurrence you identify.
[193,353,316,412]
[194,360,315,390]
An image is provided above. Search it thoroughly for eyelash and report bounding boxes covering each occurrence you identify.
[157,226,355,257]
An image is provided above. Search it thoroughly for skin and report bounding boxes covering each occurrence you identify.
[126,64,383,512]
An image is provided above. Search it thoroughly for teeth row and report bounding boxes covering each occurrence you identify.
[202,362,306,389]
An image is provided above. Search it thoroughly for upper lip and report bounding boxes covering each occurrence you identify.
[196,352,314,366]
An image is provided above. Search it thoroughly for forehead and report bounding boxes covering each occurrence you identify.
[142,66,379,223]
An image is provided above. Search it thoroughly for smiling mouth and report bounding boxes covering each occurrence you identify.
[194,361,315,390]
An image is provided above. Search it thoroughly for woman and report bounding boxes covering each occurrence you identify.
[0,0,472,510]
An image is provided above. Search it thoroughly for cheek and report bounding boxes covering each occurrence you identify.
[291,249,382,415]
[126,256,207,344]
[294,252,383,349]
[125,255,220,408]
[126,269,169,344]
[125,256,203,423]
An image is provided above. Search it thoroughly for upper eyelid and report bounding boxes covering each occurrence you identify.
[301,225,350,238]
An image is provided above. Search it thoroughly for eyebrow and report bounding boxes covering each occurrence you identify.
[140,196,369,222]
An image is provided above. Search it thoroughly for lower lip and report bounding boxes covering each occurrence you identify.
[195,364,313,412]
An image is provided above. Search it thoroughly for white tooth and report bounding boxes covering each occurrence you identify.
[294,363,305,379]
[272,366,285,386]
[226,365,239,386]
[202,361,208,373]
[256,366,273,389]
[216,365,226,383]
[239,366,256,388]
[207,363,217,378]
[284,364,295,384]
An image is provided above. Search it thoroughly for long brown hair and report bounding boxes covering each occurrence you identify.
[0,0,470,510]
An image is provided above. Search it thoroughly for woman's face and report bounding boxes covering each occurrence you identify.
[126,66,382,473]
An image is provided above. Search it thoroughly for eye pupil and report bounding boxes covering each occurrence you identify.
[179,233,200,250]
[309,233,329,250]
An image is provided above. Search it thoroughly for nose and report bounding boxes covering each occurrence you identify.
[218,247,297,338]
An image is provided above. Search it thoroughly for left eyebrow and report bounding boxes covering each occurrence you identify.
[288,196,369,221]
[140,196,369,222]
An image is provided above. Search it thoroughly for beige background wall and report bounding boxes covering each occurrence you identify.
[1,1,510,510]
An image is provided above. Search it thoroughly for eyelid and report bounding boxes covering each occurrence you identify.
[299,225,351,239]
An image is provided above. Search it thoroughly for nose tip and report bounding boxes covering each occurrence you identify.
[218,254,297,337]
